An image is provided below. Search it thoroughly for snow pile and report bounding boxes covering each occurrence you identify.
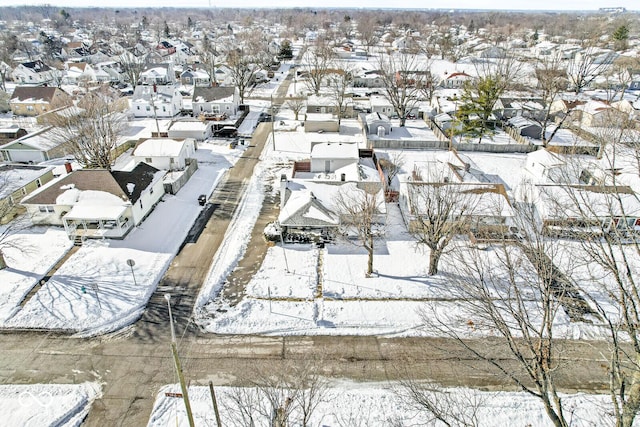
[0,382,100,427]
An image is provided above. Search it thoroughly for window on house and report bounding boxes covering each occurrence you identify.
[36,179,42,187]
[146,106,150,111]
[145,157,152,163]
[21,188,27,195]
[137,106,140,110]
[169,158,175,164]
[139,200,143,209]
[38,206,54,213]
[150,187,154,195]
[162,106,166,112]
[27,106,34,111]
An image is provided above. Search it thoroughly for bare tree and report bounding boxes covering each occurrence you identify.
[303,38,334,96]
[419,200,579,427]
[221,359,329,427]
[334,182,385,277]
[395,380,485,427]
[118,50,146,89]
[532,53,571,147]
[284,96,306,121]
[405,176,478,276]
[566,44,613,94]
[326,66,352,126]
[199,33,223,86]
[540,123,640,427]
[378,151,405,189]
[47,96,129,170]
[378,51,423,127]
[225,47,260,104]
[356,15,379,60]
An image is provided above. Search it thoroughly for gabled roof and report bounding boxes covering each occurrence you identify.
[111,162,162,204]
[10,86,64,103]
[279,190,339,227]
[22,162,160,206]
[192,86,236,103]
[19,60,51,73]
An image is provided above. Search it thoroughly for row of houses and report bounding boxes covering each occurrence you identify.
[277,142,640,243]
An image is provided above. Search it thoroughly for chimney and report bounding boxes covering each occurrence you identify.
[64,161,72,174]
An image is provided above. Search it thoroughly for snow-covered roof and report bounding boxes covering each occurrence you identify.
[311,141,359,160]
[133,138,189,157]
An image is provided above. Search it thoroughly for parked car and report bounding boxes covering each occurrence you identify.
[214,126,238,138]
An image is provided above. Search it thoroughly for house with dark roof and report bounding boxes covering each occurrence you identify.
[21,163,165,240]
[11,60,58,85]
[9,86,72,117]
[192,86,239,118]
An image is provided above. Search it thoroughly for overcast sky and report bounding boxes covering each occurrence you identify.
[0,0,633,11]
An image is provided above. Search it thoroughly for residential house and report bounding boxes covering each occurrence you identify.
[306,94,354,118]
[64,62,97,85]
[131,84,183,118]
[9,86,72,117]
[440,72,473,89]
[0,164,55,224]
[192,86,239,118]
[494,97,546,121]
[139,62,175,85]
[279,142,385,237]
[0,126,73,163]
[352,70,384,88]
[180,65,211,87]
[11,60,58,85]
[132,138,196,171]
[573,100,628,127]
[369,95,395,116]
[21,162,165,239]
[398,180,514,235]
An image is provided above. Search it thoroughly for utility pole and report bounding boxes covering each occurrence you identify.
[165,294,195,427]
[270,94,276,151]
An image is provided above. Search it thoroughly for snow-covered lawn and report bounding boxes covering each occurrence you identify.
[3,141,243,335]
[0,382,100,427]
[0,227,73,323]
[148,381,613,427]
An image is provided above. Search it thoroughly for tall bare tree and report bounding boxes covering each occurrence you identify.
[378,52,423,127]
[303,38,334,96]
[532,53,571,147]
[540,123,640,427]
[334,182,385,277]
[406,176,478,276]
[285,96,306,121]
[419,200,581,427]
[47,96,129,170]
[326,66,353,126]
[566,44,613,94]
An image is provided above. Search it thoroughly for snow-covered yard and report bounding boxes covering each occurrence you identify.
[1,139,244,335]
[0,382,100,427]
[148,381,614,427]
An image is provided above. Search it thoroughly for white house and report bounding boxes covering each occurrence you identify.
[21,163,165,240]
[131,84,183,118]
[139,63,175,85]
[192,86,240,118]
[132,138,196,171]
[11,60,58,85]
